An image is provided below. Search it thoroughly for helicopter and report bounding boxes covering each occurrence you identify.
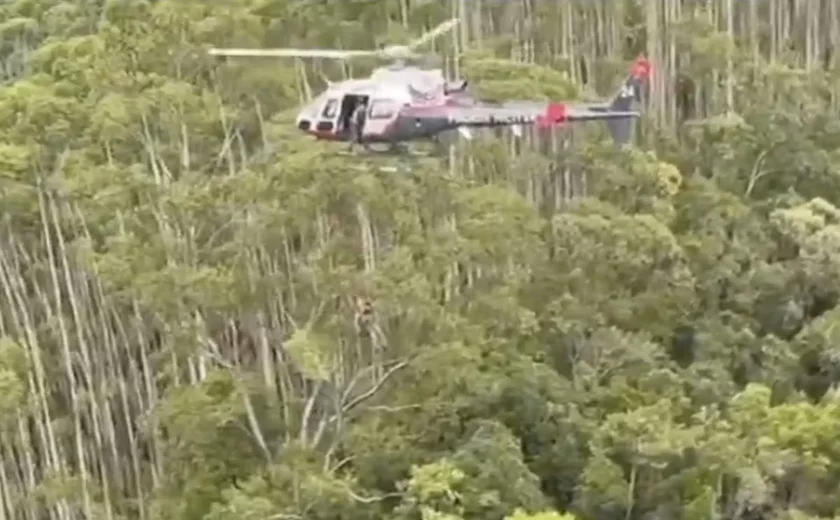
[209,18,651,154]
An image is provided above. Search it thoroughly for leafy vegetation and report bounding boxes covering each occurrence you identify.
[2,1,840,520]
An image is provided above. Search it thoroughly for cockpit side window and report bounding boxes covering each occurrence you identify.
[369,100,397,120]
[321,99,338,118]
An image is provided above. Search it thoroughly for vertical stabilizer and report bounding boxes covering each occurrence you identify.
[604,55,651,145]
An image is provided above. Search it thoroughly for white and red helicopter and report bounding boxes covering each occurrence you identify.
[209,18,651,153]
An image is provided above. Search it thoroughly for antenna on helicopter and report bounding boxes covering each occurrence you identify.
[208,17,460,69]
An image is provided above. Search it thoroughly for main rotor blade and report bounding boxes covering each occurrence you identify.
[208,48,377,59]
[209,17,459,61]
[407,18,460,51]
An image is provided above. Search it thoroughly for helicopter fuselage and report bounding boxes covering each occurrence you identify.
[294,66,470,145]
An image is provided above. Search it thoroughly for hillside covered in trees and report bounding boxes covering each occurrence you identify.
[3,0,840,519]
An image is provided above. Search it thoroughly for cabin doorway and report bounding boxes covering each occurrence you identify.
[339,94,369,132]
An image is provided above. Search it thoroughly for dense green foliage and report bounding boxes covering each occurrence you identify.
[3,1,840,520]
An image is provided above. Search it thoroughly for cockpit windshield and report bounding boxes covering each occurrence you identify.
[321,99,338,118]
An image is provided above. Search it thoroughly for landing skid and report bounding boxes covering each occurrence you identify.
[338,136,450,158]
[340,143,416,156]
[381,144,412,155]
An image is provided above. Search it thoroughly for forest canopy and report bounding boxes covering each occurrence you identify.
[3,1,840,520]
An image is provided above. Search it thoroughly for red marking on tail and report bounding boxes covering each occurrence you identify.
[537,102,567,128]
[631,55,652,79]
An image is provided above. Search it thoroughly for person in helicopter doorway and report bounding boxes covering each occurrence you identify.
[348,98,368,151]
